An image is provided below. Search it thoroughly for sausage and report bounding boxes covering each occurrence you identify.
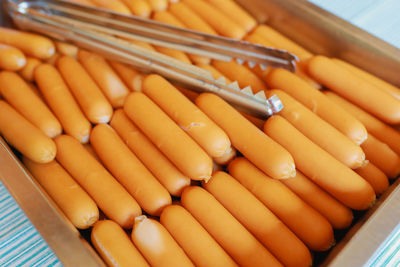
[160,205,237,267]
[203,171,312,266]
[78,50,130,108]
[23,157,99,229]
[119,0,151,17]
[151,11,195,64]
[142,74,231,158]
[109,61,143,91]
[195,63,231,83]
[57,56,113,124]
[91,220,150,267]
[354,162,389,195]
[0,27,55,59]
[228,158,334,251]
[182,0,246,39]
[84,143,101,162]
[152,10,209,65]
[212,60,267,93]
[0,71,62,138]
[195,93,295,180]
[0,101,56,163]
[18,57,41,82]
[168,2,217,35]
[176,86,199,102]
[90,0,131,14]
[55,41,78,58]
[124,92,213,181]
[267,89,366,168]
[145,0,168,11]
[306,55,400,124]
[44,52,60,65]
[360,133,400,178]
[252,25,313,61]
[64,0,96,6]
[181,186,283,267]
[90,124,172,216]
[110,109,191,196]
[281,170,353,229]
[264,115,376,210]
[266,68,368,144]
[240,112,265,129]
[131,215,194,267]
[324,91,400,156]
[54,135,141,228]
[332,58,400,101]
[203,0,256,32]
[35,64,92,143]
[212,146,236,165]
[0,44,26,71]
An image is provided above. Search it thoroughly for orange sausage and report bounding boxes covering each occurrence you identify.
[57,56,113,124]
[35,64,92,143]
[212,60,267,93]
[55,135,141,228]
[0,71,62,138]
[332,58,400,101]
[0,44,26,71]
[354,162,389,195]
[18,57,41,82]
[282,171,353,229]
[228,158,334,251]
[91,220,150,267]
[109,61,143,91]
[240,112,265,129]
[203,0,256,32]
[182,0,246,39]
[268,89,366,169]
[0,101,56,163]
[266,68,368,144]
[153,10,210,65]
[169,2,217,35]
[131,215,194,267]
[145,0,168,11]
[307,55,400,124]
[84,143,101,162]
[212,146,236,165]
[78,50,130,108]
[23,157,99,229]
[90,0,131,14]
[360,133,400,178]
[264,115,376,210]
[160,205,237,267]
[124,92,213,181]
[181,186,282,267]
[44,52,60,65]
[55,41,78,58]
[151,11,194,64]
[324,91,400,156]
[252,25,313,61]
[195,63,231,83]
[90,124,172,216]
[177,86,199,102]
[0,27,55,59]
[64,0,96,6]
[195,93,295,180]
[119,0,151,17]
[110,109,191,196]
[203,171,312,266]
[142,75,231,158]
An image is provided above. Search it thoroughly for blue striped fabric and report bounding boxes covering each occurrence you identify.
[0,182,62,267]
[366,223,400,266]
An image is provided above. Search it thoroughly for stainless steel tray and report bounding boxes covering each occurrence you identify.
[1,0,400,266]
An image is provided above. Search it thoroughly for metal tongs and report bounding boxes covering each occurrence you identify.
[7,0,297,118]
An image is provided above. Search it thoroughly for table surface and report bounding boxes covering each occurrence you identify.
[1,1,400,266]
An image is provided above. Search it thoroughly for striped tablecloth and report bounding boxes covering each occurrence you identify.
[1,1,400,266]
